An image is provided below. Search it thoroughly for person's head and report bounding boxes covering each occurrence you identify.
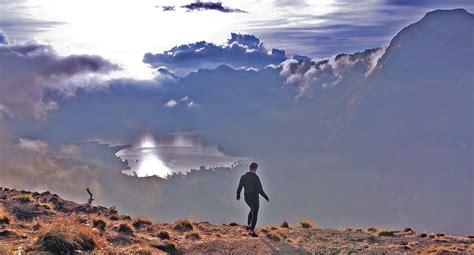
[249,162,258,172]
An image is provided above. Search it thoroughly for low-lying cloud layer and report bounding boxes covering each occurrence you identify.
[0,34,119,120]
[143,33,287,75]
[279,48,385,97]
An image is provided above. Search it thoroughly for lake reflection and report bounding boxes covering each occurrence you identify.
[116,134,244,178]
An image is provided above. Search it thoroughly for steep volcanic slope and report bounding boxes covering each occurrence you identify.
[0,188,472,254]
[328,9,474,234]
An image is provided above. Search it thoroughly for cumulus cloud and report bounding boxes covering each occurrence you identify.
[0,33,119,120]
[59,144,82,156]
[181,1,247,13]
[164,99,178,108]
[0,31,9,44]
[143,33,287,75]
[279,48,385,97]
[16,138,49,154]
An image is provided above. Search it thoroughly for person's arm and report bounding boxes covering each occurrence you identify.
[236,175,244,200]
[257,177,269,201]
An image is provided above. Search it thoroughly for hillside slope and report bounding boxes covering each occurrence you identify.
[0,188,472,254]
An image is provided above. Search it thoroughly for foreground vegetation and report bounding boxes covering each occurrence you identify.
[0,187,472,254]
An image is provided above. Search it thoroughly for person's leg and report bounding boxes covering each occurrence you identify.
[247,210,252,226]
[244,197,253,229]
[249,199,259,232]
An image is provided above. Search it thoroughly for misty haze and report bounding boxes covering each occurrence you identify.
[0,0,473,253]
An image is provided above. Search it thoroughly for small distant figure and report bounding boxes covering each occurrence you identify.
[86,187,94,206]
[236,162,269,237]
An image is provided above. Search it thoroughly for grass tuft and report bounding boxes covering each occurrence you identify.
[298,219,316,229]
[17,194,34,203]
[174,219,193,232]
[266,233,281,242]
[157,230,170,240]
[185,231,201,240]
[132,216,153,229]
[280,221,289,228]
[34,216,97,253]
[117,223,134,235]
[378,229,397,237]
[92,218,107,231]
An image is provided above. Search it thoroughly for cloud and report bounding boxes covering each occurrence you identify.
[164,99,178,108]
[143,33,287,75]
[279,48,385,97]
[161,6,176,11]
[0,31,9,44]
[60,144,82,156]
[16,138,49,154]
[181,1,247,13]
[0,33,119,120]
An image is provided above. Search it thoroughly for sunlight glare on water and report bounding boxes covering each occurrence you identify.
[136,136,171,178]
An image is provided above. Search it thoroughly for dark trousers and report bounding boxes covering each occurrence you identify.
[244,196,259,232]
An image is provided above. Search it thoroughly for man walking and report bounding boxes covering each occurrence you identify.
[236,162,269,237]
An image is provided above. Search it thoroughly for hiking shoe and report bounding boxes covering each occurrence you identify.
[249,231,258,237]
[245,225,250,231]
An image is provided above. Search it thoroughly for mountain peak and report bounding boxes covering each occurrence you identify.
[376,8,473,72]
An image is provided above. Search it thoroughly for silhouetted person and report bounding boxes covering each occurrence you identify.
[236,162,269,237]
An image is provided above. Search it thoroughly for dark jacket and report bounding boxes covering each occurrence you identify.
[236,172,269,200]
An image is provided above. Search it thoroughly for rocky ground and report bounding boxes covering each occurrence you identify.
[0,187,472,254]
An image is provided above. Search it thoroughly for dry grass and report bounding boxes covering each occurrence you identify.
[132,216,153,229]
[174,219,193,232]
[117,223,134,235]
[34,216,101,253]
[367,226,377,233]
[0,216,10,229]
[298,219,316,229]
[17,194,34,203]
[157,230,170,240]
[378,229,398,237]
[266,232,281,242]
[0,245,15,255]
[280,221,289,228]
[92,218,107,231]
[185,231,201,240]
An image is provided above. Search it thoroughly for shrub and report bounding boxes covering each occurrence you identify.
[35,217,97,253]
[152,241,179,254]
[403,227,413,233]
[266,233,281,242]
[435,233,445,237]
[132,216,153,229]
[174,219,193,232]
[229,222,238,226]
[18,194,34,203]
[299,219,316,229]
[185,231,201,240]
[117,223,134,235]
[418,233,427,238]
[0,216,10,229]
[270,226,278,230]
[280,221,289,228]
[367,226,377,232]
[92,218,107,231]
[158,231,170,240]
[378,229,397,237]
[109,215,119,221]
